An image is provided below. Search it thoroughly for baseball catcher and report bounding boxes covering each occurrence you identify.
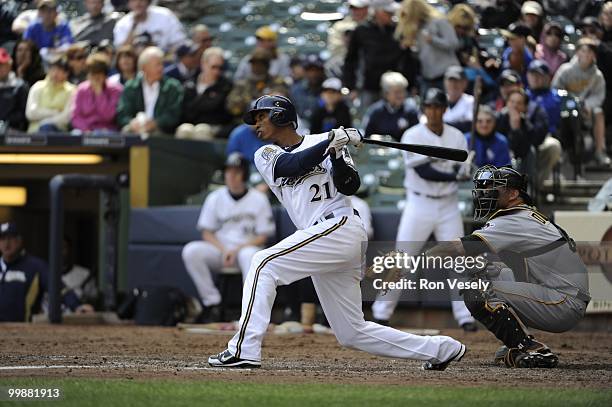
[427,165,590,368]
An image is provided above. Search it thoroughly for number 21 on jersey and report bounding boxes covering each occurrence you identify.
[310,182,333,202]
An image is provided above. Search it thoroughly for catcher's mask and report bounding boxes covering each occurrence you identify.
[472,165,530,220]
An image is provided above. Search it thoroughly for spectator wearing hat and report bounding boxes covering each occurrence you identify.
[71,53,123,133]
[11,39,46,88]
[395,0,459,96]
[234,26,291,82]
[25,56,75,133]
[117,46,184,135]
[190,24,215,64]
[443,65,474,133]
[176,47,233,140]
[109,45,138,85]
[344,0,417,108]
[113,0,186,52]
[0,48,29,132]
[0,222,92,322]
[492,69,522,112]
[362,71,419,141]
[519,1,545,42]
[480,0,521,31]
[326,0,370,77]
[309,78,352,134]
[535,22,568,77]
[501,23,534,84]
[227,48,288,119]
[553,38,610,166]
[23,0,73,60]
[290,54,327,129]
[71,0,119,46]
[164,41,201,84]
[66,42,90,85]
[526,60,561,135]
[464,105,511,168]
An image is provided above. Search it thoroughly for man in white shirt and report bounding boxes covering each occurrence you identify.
[113,0,186,52]
[443,65,474,133]
[182,153,276,322]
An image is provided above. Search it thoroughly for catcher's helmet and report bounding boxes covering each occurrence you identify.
[422,87,448,107]
[224,152,250,182]
[243,94,298,129]
[472,165,530,219]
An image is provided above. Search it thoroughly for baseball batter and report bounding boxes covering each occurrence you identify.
[182,153,275,322]
[208,95,466,370]
[371,88,476,331]
[429,165,590,367]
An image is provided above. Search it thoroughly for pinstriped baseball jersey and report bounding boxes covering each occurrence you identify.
[254,133,354,230]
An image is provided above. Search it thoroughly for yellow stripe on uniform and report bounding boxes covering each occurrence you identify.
[25,273,39,322]
[235,216,348,358]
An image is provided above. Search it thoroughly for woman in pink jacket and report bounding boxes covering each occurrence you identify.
[71,53,123,133]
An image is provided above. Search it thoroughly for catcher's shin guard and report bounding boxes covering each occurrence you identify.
[462,288,529,348]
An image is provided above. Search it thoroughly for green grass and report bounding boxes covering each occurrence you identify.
[0,378,610,406]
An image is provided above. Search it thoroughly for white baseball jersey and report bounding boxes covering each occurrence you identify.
[254,133,353,230]
[197,187,275,249]
[401,123,467,197]
[443,93,474,125]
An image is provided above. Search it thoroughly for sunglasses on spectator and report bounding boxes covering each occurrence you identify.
[70,54,87,60]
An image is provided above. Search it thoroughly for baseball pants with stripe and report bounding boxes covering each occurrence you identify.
[226,214,463,363]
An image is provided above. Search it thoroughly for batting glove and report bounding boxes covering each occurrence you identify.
[327,127,350,158]
[343,127,363,147]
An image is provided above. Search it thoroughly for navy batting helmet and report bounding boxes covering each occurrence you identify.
[472,165,531,219]
[423,88,448,107]
[243,95,298,129]
[224,152,250,182]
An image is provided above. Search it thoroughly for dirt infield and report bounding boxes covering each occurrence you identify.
[1,324,611,388]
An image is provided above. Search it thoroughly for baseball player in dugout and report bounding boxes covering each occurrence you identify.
[371,88,478,332]
[427,165,590,368]
[209,95,466,370]
[182,153,276,323]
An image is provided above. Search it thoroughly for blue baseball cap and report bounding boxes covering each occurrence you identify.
[0,222,20,237]
[527,59,550,76]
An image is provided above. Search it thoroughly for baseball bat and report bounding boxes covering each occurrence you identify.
[363,138,468,162]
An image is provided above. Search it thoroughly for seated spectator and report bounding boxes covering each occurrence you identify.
[326,0,370,78]
[226,124,266,165]
[71,0,119,46]
[109,45,138,85]
[0,48,29,132]
[535,22,567,77]
[190,24,214,63]
[526,60,561,135]
[492,69,522,112]
[552,38,610,166]
[226,48,287,119]
[11,0,67,36]
[443,65,474,132]
[11,39,46,88]
[71,53,123,133]
[66,42,89,85]
[181,153,275,322]
[501,23,533,84]
[309,78,352,134]
[519,1,544,42]
[23,0,73,61]
[176,47,233,140]
[480,0,521,30]
[117,46,184,135]
[25,56,75,133]
[290,54,326,129]
[0,222,89,322]
[164,41,200,84]
[496,88,549,176]
[234,26,291,81]
[362,71,419,141]
[464,105,512,167]
[113,0,186,53]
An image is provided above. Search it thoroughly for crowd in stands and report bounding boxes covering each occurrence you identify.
[1,0,611,169]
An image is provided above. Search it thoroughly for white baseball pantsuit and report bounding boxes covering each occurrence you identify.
[371,193,475,325]
[182,241,259,307]
[227,214,463,363]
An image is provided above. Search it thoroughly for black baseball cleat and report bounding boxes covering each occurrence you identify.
[422,343,467,371]
[208,349,261,368]
[504,342,558,368]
